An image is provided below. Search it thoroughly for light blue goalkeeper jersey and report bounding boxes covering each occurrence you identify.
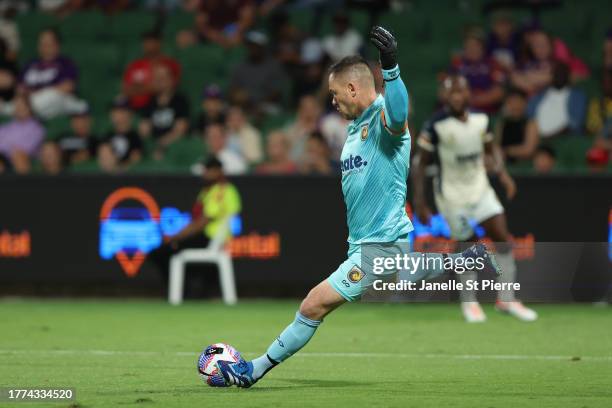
[340,65,413,246]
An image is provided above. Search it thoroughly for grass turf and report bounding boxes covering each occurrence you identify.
[0,300,611,408]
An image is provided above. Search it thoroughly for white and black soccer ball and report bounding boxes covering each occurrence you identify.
[197,343,243,387]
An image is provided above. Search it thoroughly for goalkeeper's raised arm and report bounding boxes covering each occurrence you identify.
[370,26,409,135]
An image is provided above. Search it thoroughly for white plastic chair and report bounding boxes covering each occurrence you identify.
[168,218,237,305]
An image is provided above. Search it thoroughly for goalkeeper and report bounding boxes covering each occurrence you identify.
[218,26,501,388]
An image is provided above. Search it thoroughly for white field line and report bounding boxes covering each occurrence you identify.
[0,349,611,362]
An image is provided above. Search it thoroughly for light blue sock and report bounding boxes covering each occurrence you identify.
[251,312,321,379]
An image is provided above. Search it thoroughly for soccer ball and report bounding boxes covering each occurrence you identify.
[197,343,243,387]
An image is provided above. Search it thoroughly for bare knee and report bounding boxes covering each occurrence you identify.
[299,282,345,321]
[299,290,327,321]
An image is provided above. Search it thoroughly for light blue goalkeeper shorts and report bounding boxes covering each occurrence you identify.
[327,234,411,302]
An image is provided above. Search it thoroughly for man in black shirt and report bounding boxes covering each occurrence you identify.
[98,98,143,173]
[40,109,98,174]
[138,64,190,160]
[58,110,97,164]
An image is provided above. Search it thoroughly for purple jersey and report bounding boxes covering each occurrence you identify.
[20,56,78,91]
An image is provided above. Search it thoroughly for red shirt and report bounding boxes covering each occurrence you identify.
[122,57,181,109]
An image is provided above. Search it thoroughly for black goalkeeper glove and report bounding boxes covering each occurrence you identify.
[369,26,398,70]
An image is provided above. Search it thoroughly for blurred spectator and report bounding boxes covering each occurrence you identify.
[0,38,17,102]
[322,12,363,62]
[122,31,181,111]
[203,123,247,175]
[138,64,190,160]
[0,0,29,13]
[486,12,519,69]
[587,32,612,156]
[292,38,329,106]
[269,11,303,71]
[512,27,589,95]
[40,110,97,174]
[587,72,612,136]
[256,130,298,174]
[320,111,349,160]
[0,96,44,174]
[285,94,322,161]
[527,62,587,139]
[176,0,255,49]
[8,29,86,119]
[58,110,97,164]
[512,29,554,95]
[0,152,12,174]
[0,6,20,60]
[39,140,62,175]
[450,29,505,113]
[196,84,226,132]
[586,46,612,136]
[98,99,142,173]
[532,145,556,173]
[495,89,539,162]
[229,31,287,115]
[300,131,338,175]
[38,0,81,16]
[225,105,263,165]
[605,30,612,69]
[346,0,389,30]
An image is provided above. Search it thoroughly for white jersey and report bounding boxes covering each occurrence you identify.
[418,109,494,206]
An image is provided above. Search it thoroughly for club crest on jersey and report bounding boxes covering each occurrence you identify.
[347,267,365,283]
[361,125,369,141]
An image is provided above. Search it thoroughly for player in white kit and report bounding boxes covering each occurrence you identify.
[412,75,537,322]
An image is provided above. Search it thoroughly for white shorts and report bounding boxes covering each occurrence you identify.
[434,186,504,240]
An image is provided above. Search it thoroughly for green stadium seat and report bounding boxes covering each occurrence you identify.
[163,11,194,42]
[68,159,100,173]
[165,136,206,169]
[58,11,109,41]
[108,12,157,41]
[44,117,71,140]
[64,43,122,76]
[15,11,57,40]
[547,135,592,170]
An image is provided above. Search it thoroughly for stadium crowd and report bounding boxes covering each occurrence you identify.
[0,0,610,175]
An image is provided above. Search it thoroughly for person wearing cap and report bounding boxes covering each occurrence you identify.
[97,98,143,173]
[40,106,98,175]
[229,30,287,115]
[150,156,242,289]
[196,84,226,132]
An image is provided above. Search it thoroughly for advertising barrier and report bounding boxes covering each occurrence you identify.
[0,174,610,300]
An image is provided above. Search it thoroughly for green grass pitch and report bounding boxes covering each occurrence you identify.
[0,300,611,407]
